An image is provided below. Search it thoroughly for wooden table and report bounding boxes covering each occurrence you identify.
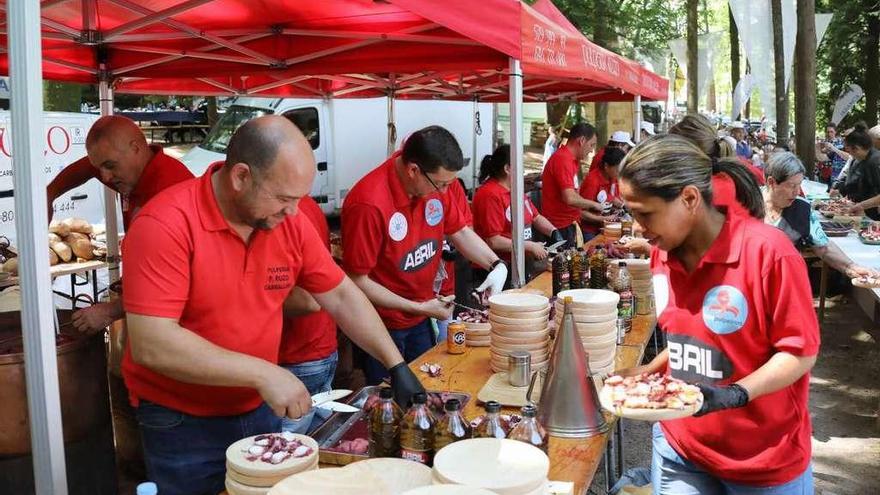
[409,270,657,495]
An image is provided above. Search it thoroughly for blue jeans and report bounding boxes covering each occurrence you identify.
[651,423,814,495]
[364,319,435,385]
[436,317,450,342]
[280,351,338,434]
[136,400,281,495]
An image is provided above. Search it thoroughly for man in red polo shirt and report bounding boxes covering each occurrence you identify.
[46,115,194,335]
[541,122,603,247]
[343,126,507,385]
[121,116,421,495]
[579,146,626,237]
[278,195,340,434]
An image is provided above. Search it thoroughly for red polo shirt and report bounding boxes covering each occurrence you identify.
[121,163,345,416]
[541,145,581,229]
[342,153,467,329]
[439,180,473,297]
[69,145,194,230]
[650,213,819,485]
[579,166,619,234]
[472,178,537,263]
[279,196,338,364]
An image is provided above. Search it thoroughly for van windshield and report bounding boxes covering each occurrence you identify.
[200,105,271,153]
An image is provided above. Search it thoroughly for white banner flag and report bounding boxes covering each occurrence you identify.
[731,74,755,120]
[668,32,723,110]
[816,13,833,47]
[831,84,864,126]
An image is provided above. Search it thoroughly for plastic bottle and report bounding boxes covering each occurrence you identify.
[569,247,588,289]
[473,400,508,439]
[614,261,634,343]
[400,391,436,465]
[508,404,548,454]
[433,398,472,452]
[621,211,633,237]
[136,482,158,495]
[551,251,570,296]
[589,245,608,289]
[369,387,403,458]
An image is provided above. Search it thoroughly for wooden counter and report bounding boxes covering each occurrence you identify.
[409,269,656,494]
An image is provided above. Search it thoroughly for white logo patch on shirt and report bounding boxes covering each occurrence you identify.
[425,198,444,227]
[389,212,408,242]
[702,285,748,334]
[596,189,608,204]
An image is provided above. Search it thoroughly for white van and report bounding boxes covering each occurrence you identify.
[182,97,495,215]
[0,111,107,246]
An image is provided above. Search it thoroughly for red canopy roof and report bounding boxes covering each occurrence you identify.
[0,0,666,102]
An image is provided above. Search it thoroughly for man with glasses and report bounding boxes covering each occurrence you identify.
[120,116,421,494]
[342,125,507,385]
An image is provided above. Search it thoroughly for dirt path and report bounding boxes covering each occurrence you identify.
[589,294,880,495]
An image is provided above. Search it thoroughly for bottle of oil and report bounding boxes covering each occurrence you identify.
[621,211,634,237]
[369,387,403,458]
[569,247,587,289]
[589,245,608,289]
[508,404,548,454]
[473,401,508,439]
[551,251,570,296]
[400,392,436,465]
[433,398,471,452]
[614,261,634,343]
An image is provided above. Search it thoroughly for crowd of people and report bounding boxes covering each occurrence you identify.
[45,110,880,494]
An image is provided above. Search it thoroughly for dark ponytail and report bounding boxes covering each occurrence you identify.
[478,144,510,183]
[620,135,764,219]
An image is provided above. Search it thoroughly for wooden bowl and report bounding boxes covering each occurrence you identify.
[488,313,549,326]
[489,306,550,319]
[490,320,549,333]
[488,292,549,313]
[432,439,549,495]
[491,330,550,344]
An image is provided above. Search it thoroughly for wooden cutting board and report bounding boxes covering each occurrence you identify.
[477,371,543,407]
[345,458,433,494]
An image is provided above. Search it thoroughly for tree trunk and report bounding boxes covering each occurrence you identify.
[593,0,613,143]
[744,60,751,120]
[771,0,789,141]
[730,5,741,94]
[795,0,817,177]
[206,96,219,127]
[707,78,717,113]
[864,0,880,126]
[686,0,699,115]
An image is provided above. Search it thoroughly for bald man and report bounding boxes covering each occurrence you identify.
[46,115,194,334]
[120,116,422,495]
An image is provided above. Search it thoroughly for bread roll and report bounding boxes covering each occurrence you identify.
[50,241,73,263]
[61,217,92,235]
[64,232,94,261]
[49,249,59,266]
[49,221,70,237]
[2,258,18,275]
[48,233,61,244]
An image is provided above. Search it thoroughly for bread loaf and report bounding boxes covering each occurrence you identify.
[50,241,73,263]
[49,221,70,237]
[48,233,61,244]
[64,232,94,261]
[61,217,92,234]
[2,258,18,275]
[49,249,59,266]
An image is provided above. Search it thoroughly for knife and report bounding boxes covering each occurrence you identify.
[317,401,360,413]
[311,389,352,408]
[546,239,567,253]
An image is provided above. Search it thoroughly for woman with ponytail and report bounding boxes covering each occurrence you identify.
[472,145,561,287]
[617,135,818,494]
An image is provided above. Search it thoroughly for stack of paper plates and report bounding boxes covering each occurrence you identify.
[487,292,551,373]
[553,289,620,376]
[226,433,319,495]
[270,457,432,495]
[432,438,549,495]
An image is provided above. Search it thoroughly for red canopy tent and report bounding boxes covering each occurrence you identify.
[0,2,666,492]
[0,0,666,102]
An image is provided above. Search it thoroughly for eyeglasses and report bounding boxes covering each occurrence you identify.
[417,166,453,193]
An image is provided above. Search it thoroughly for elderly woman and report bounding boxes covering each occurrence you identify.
[764,152,875,279]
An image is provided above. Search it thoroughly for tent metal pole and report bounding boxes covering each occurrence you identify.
[99,77,121,284]
[387,92,396,156]
[9,0,69,493]
[471,97,479,194]
[508,58,525,287]
[633,95,642,143]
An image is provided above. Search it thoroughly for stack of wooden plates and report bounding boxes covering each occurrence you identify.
[270,457,432,495]
[432,438,550,494]
[553,289,620,376]
[464,320,491,347]
[487,292,551,373]
[226,433,319,495]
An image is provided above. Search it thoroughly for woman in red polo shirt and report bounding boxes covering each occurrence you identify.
[618,136,819,494]
[579,146,626,238]
[472,145,562,287]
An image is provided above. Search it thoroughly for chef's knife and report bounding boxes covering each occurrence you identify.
[546,239,567,253]
[317,401,360,413]
[311,389,352,408]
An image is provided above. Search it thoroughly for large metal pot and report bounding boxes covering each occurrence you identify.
[0,310,111,456]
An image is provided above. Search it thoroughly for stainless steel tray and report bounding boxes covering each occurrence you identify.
[311,385,470,465]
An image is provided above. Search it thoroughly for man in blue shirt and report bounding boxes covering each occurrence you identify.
[729,121,752,160]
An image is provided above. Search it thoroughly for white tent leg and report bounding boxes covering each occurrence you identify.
[633,95,642,143]
[508,58,525,287]
[387,93,396,156]
[99,78,121,284]
[10,0,69,493]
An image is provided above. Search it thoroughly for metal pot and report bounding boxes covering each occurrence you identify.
[0,310,111,456]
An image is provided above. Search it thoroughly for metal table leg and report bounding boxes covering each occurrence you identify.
[615,419,625,481]
[604,435,614,494]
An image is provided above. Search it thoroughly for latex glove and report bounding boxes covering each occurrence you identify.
[475,261,508,296]
[693,383,749,417]
[549,229,565,245]
[389,362,426,408]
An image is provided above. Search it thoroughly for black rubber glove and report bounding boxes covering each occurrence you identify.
[389,362,426,408]
[693,383,749,417]
[549,229,565,245]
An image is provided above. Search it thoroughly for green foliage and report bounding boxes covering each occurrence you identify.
[42,82,83,112]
